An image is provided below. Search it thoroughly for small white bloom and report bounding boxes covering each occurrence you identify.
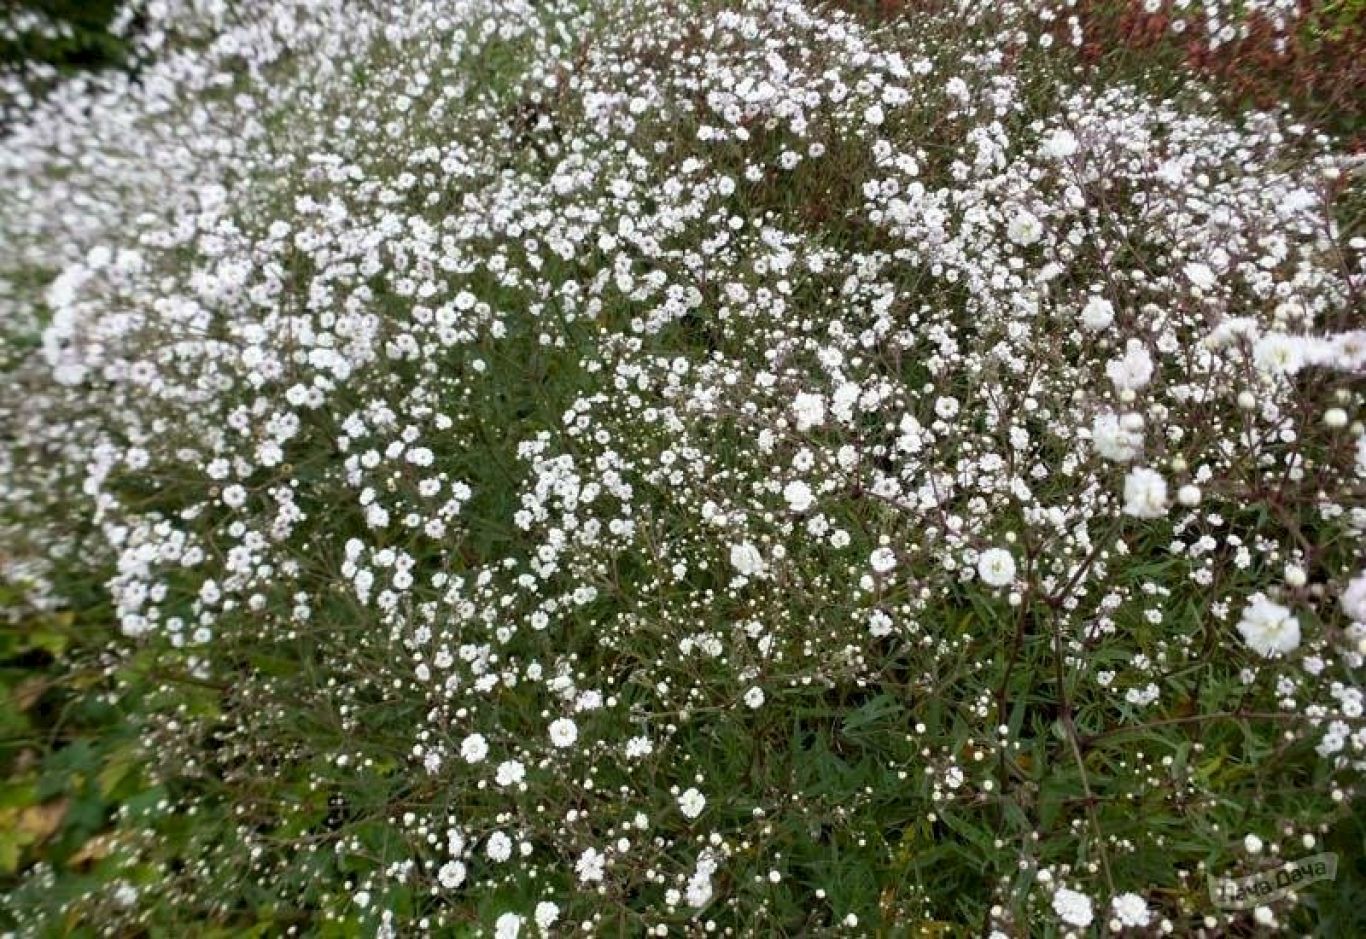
[496,759,526,787]
[1184,262,1217,290]
[743,686,765,709]
[460,734,488,764]
[1340,571,1366,623]
[548,718,579,748]
[1041,128,1079,160]
[486,831,513,862]
[1052,887,1094,927]
[437,860,466,889]
[792,392,826,431]
[783,479,815,513]
[534,902,560,930]
[494,914,523,939]
[1110,893,1151,928]
[1091,412,1142,463]
[1007,209,1043,246]
[1252,333,1307,376]
[1236,596,1301,657]
[1080,296,1114,331]
[677,787,707,819]
[870,546,897,574]
[576,847,606,883]
[976,548,1016,587]
[1122,467,1168,519]
[1106,339,1154,392]
[729,541,765,577]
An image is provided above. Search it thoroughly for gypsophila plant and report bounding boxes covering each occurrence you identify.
[1,0,1364,935]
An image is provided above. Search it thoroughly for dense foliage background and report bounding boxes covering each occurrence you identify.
[0,2,124,72]
[2,1,1365,936]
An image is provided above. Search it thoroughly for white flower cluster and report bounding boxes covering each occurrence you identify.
[1,0,1363,934]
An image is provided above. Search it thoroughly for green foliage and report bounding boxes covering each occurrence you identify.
[0,2,125,72]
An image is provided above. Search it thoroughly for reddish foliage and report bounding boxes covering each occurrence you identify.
[1072,1,1366,147]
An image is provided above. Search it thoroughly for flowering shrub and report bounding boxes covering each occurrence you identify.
[1,0,1364,935]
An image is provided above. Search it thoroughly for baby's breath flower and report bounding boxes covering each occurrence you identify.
[677,788,707,819]
[548,718,578,749]
[1237,597,1301,657]
[1122,468,1169,519]
[1051,887,1094,928]
[1110,893,1150,928]
[976,548,1016,588]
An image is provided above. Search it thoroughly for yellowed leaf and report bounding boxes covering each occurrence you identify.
[17,799,68,843]
[13,677,47,711]
[68,833,115,867]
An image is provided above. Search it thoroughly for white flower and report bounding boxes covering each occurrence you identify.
[867,609,894,638]
[1080,296,1114,331]
[486,831,513,862]
[1252,333,1307,376]
[1342,572,1366,623]
[1106,339,1154,391]
[1332,330,1366,370]
[729,541,765,577]
[460,733,488,764]
[494,914,523,939]
[534,902,560,930]
[1184,262,1217,290]
[976,548,1016,587]
[437,860,466,889]
[677,787,707,819]
[1236,596,1301,657]
[624,736,654,759]
[1110,893,1151,928]
[1176,484,1201,506]
[1091,412,1142,463]
[1244,833,1264,854]
[1041,128,1079,159]
[791,392,825,431]
[548,718,578,748]
[783,479,815,513]
[1122,467,1168,519]
[1007,209,1043,246]
[870,546,897,574]
[743,686,765,709]
[686,878,714,909]
[1052,887,1094,927]
[576,848,605,883]
[496,759,526,787]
